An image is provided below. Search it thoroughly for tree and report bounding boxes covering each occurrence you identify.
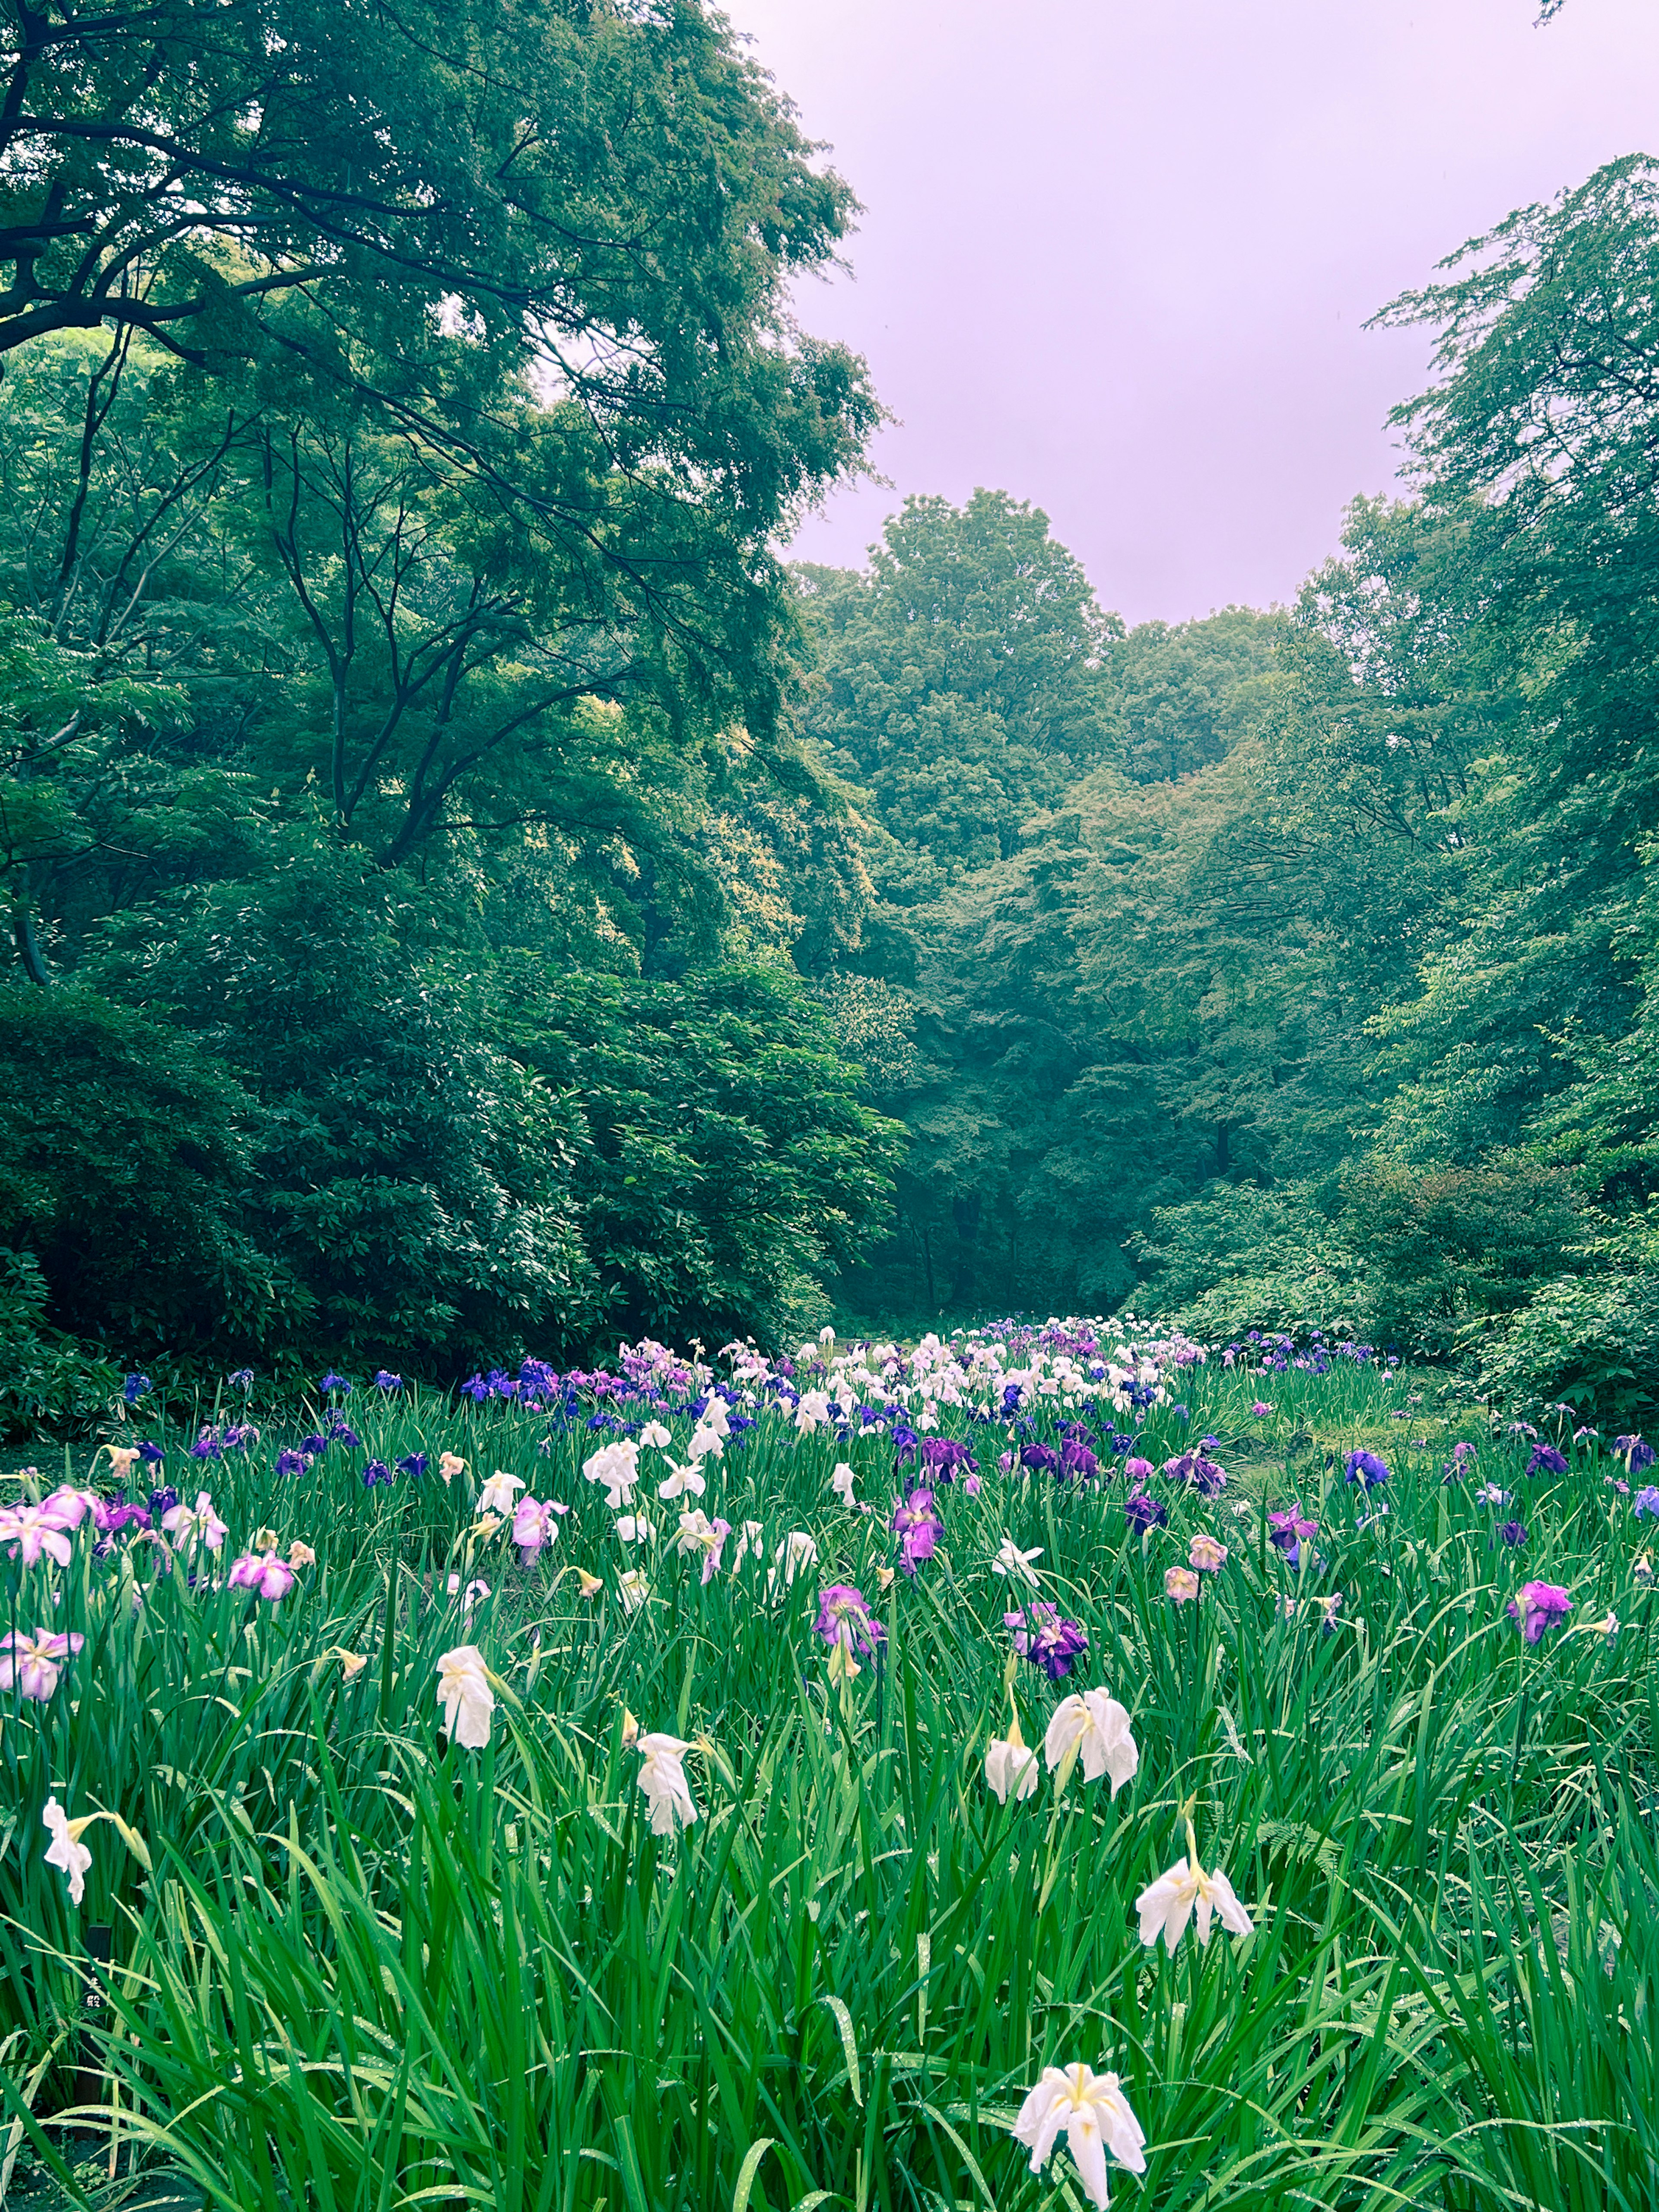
[1107,606,1284,785]
[798,490,1121,872]
[0,0,878,763]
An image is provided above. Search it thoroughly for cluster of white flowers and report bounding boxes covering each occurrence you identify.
[985,1684,1253,2206]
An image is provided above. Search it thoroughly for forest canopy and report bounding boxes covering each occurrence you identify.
[3,0,1659,1435]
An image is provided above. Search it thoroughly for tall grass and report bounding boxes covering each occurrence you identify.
[1,1335,1653,2209]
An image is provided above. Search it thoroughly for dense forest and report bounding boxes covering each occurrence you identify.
[3,0,1659,1427]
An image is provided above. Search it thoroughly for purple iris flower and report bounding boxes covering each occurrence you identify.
[1345,1450,1391,1487]
[1507,1581,1571,1644]
[1632,1485,1659,1518]
[1058,1441,1100,1482]
[892,1488,941,1575]
[1268,1506,1319,1570]
[1124,1488,1167,1534]
[320,1373,351,1397]
[138,1440,165,1465]
[361,1460,391,1488]
[814,1584,885,1656]
[374,1370,403,1393]
[1616,1434,1656,1475]
[396,1452,428,1479]
[123,1373,152,1404]
[1004,1602,1090,1681]
[1526,1445,1568,1478]
[1019,1443,1060,1475]
[1163,1449,1226,1497]
[274,1449,308,1477]
[919,1437,977,1482]
[1498,1520,1528,1547]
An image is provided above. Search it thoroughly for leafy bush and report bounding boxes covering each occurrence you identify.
[1339,1153,1584,1359]
[506,964,905,1348]
[0,984,277,1356]
[90,858,600,1373]
[1481,1205,1659,1428]
[1130,1181,1367,1340]
[0,1243,122,1438]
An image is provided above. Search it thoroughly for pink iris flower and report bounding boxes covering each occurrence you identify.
[0,1627,86,1700]
[228,1549,297,1602]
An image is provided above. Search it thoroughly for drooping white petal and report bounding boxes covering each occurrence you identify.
[1065,2109,1112,2211]
[985,1737,1039,1803]
[1043,1695,1088,1771]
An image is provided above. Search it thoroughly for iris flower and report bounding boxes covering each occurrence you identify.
[512,1497,565,1553]
[831,1462,858,1506]
[1043,1690,1138,1795]
[676,1511,732,1582]
[435,1645,494,1748]
[772,1531,818,1587]
[0,1501,75,1568]
[637,1733,697,1834]
[479,1469,526,1516]
[985,1711,1039,1803]
[1011,2063,1146,2210]
[41,1798,94,1906]
[228,1549,296,1601]
[1189,1535,1227,1571]
[0,1627,85,1700]
[1136,1820,1254,1951]
[657,1461,706,1501]
[160,1492,227,1554]
[639,1421,672,1449]
[584,1440,640,1509]
[1507,1580,1571,1643]
[1165,1567,1200,1603]
[992,1536,1044,1587]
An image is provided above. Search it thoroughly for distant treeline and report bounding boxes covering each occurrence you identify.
[2,0,1657,1430]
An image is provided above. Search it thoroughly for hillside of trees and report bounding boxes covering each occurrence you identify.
[2,0,1658,1430]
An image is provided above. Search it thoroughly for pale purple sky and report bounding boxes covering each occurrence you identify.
[725,0,1659,624]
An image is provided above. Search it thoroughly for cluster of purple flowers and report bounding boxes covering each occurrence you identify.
[909,1436,978,1482]
[1507,1580,1571,1644]
[188,1421,259,1462]
[1124,1488,1168,1535]
[1615,1434,1656,1475]
[814,1583,885,1657]
[1004,1601,1090,1680]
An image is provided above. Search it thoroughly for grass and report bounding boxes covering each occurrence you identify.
[0,1324,1655,2212]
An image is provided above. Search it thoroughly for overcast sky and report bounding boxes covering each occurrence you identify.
[722,0,1659,624]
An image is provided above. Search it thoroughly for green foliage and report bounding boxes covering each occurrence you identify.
[1107,604,1285,784]
[0,984,273,1355]
[0,1246,122,1440]
[2,1348,1655,2206]
[799,489,1122,873]
[505,965,905,1348]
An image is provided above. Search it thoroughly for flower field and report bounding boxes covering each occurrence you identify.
[2,1323,1657,2212]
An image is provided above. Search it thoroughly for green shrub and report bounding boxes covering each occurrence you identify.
[1339,1153,1584,1358]
[1130,1180,1367,1340]
[91,858,601,1373]
[0,1243,122,1437]
[1480,1205,1659,1427]
[0,984,279,1357]
[506,964,905,1350]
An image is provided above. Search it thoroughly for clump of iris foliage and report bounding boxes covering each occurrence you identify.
[3,1322,1656,2212]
